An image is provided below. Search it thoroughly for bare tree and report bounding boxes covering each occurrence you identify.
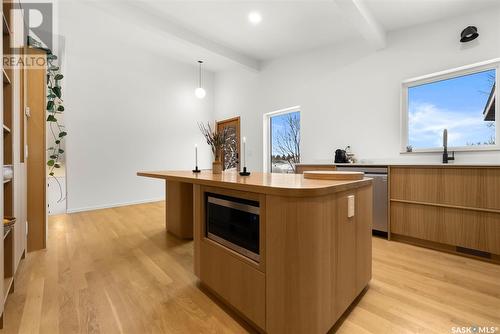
[475,75,496,145]
[222,126,238,170]
[275,114,300,172]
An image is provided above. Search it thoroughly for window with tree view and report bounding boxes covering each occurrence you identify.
[270,111,300,173]
[407,68,497,150]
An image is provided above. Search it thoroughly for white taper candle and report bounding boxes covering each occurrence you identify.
[242,137,247,169]
[195,144,198,167]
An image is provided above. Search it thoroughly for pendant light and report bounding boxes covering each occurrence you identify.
[195,60,206,99]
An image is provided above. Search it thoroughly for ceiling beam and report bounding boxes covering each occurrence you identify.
[333,0,386,50]
[91,1,260,72]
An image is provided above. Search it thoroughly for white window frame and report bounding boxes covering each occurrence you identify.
[263,106,301,172]
[401,58,500,153]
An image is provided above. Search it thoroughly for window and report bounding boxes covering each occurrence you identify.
[263,107,301,173]
[401,59,499,152]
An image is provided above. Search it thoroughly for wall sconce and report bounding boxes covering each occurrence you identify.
[460,26,479,43]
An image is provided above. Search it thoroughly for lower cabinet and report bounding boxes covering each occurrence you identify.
[390,166,500,259]
[199,239,266,329]
[391,201,500,255]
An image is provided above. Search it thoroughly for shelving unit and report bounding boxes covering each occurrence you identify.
[1,0,15,326]
[2,225,13,306]
[0,0,28,327]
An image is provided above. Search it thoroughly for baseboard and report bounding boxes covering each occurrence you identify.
[67,197,164,214]
[391,233,500,264]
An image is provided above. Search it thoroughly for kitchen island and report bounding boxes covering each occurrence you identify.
[137,170,373,333]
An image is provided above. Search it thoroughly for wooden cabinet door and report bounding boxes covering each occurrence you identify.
[216,117,240,171]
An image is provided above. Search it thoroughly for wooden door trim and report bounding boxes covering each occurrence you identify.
[216,116,241,171]
[217,116,241,125]
[26,49,47,251]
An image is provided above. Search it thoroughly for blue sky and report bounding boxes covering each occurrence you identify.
[271,111,300,156]
[408,69,495,148]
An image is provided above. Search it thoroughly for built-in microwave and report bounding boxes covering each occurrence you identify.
[206,193,260,262]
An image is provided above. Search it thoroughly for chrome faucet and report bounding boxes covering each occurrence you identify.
[442,129,455,163]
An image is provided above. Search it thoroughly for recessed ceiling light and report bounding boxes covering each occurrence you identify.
[248,11,262,25]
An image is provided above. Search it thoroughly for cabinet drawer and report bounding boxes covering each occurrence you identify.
[391,201,500,255]
[200,239,266,329]
[390,167,500,210]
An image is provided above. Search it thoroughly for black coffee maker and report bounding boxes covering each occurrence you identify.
[334,149,348,163]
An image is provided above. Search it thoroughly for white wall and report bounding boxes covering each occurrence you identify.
[215,8,500,170]
[59,2,214,212]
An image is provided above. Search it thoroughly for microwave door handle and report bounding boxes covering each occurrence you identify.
[207,196,260,215]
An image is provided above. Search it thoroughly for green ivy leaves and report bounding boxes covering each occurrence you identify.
[47,159,61,168]
[52,86,61,98]
[45,50,67,182]
[29,43,68,200]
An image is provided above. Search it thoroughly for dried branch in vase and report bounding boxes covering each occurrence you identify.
[198,122,229,161]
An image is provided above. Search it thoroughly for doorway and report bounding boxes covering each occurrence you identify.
[216,117,241,171]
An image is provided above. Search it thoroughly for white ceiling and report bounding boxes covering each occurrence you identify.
[100,0,500,71]
[364,0,500,31]
[139,1,358,61]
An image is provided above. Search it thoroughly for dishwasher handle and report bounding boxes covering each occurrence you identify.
[365,173,388,182]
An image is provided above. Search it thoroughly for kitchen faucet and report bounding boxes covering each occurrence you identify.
[442,129,455,163]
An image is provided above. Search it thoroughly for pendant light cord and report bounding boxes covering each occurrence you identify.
[198,60,203,87]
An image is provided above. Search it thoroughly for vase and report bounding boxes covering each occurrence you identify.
[212,161,222,174]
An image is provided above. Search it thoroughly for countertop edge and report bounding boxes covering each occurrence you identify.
[296,163,500,168]
[137,172,373,197]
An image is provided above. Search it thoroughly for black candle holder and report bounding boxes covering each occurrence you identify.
[192,166,201,173]
[239,167,250,176]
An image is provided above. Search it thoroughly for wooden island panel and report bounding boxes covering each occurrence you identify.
[266,185,372,333]
[165,181,193,239]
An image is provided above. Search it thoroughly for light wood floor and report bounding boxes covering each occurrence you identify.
[1,202,500,333]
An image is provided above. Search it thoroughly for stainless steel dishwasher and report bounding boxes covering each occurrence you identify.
[336,165,388,236]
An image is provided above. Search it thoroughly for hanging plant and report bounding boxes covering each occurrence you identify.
[27,36,67,177]
[26,36,67,177]
[46,52,66,177]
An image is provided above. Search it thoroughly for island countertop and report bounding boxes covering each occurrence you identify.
[137,170,372,197]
